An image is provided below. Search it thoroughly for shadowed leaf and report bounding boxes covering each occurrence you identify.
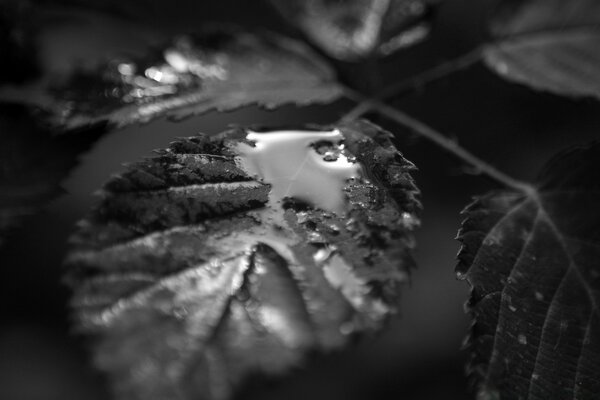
[1,27,342,133]
[268,0,439,61]
[64,119,420,400]
[457,143,600,400]
[484,0,600,100]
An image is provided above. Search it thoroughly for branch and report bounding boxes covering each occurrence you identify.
[341,95,534,194]
[340,47,483,122]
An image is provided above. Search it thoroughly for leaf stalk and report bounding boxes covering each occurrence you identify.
[341,46,483,122]
[341,92,534,194]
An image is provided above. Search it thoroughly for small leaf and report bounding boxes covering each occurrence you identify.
[268,0,439,61]
[64,120,420,400]
[484,0,600,99]
[457,143,600,400]
[3,27,342,132]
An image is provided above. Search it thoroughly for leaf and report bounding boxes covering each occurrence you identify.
[2,27,342,132]
[268,0,439,61]
[483,0,600,99]
[0,103,102,247]
[457,143,600,400]
[64,119,420,400]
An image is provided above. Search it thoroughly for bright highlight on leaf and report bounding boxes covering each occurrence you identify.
[457,143,600,400]
[64,120,420,400]
[484,0,600,100]
[2,27,342,132]
[268,0,438,61]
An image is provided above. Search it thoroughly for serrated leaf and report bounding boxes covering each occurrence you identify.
[2,27,342,132]
[64,119,420,400]
[268,0,439,61]
[484,0,600,99]
[457,143,600,400]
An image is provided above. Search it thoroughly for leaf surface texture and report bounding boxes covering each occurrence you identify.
[484,0,600,99]
[458,143,600,400]
[65,120,420,400]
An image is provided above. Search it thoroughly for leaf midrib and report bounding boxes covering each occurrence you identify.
[471,189,599,398]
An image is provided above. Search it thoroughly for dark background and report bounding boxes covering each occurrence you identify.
[1,1,599,400]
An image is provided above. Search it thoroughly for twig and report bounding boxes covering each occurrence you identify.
[340,47,483,123]
[341,96,535,194]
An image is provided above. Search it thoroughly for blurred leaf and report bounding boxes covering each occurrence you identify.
[484,0,600,99]
[64,120,420,400]
[268,0,439,61]
[0,103,102,247]
[457,142,600,400]
[1,27,342,133]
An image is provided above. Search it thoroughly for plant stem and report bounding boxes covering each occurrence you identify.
[341,95,534,194]
[340,46,483,122]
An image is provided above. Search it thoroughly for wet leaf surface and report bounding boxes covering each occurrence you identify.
[64,119,420,400]
[2,27,342,133]
[268,0,438,61]
[457,143,600,400]
[484,0,600,99]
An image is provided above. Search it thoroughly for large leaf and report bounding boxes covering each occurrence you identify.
[268,0,439,61]
[64,120,420,400]
[457,143,600,400]
[1,27,342,132]
[484,0,600,99]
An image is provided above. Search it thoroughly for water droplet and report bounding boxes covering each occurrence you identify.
[323,151,338,162]
[505,295,517,312]
[296,211,309,224]
[307,231,325,243]
[312,244,335,264]
[400,211,419,229]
